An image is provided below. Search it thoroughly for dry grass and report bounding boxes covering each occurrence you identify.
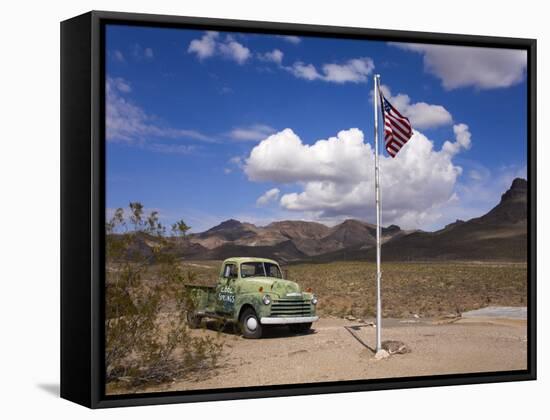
[285,261,527,318]
[134,259,527,319]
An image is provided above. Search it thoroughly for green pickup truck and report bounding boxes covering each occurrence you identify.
[185,257,318,338]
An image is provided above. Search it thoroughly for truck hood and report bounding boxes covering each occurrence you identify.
[242,277,302,298]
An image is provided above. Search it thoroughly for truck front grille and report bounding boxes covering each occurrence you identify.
[270,299,312,317]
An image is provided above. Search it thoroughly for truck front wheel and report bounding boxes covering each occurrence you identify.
[240,308,263,339]
[289,322,312,334]
[186,311,202,329]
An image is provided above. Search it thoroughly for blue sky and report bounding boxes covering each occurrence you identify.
[105,24,527,233]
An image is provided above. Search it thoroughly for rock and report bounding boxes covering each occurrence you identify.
[385,224,401,233]
[413,314,420,319]
[374,349,390,360]
[382,340,411,355]
[345,315,357,321]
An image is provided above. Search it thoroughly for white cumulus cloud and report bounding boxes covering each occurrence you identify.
[106,77,212,145]
[442,123,472,156]
[188,32,250,64]
[132,44,154,60]
[278,35,301,44]
[219,37,251,64]
[392,43,527,90]
[110,77,132,93]
[258,49,284,65]
[188,31,219,60]
[187,32,376,85]
[288,62,321,81]
[256,188,281,207]
[379,85,453,129]
[286,57,375,84]
[228,124,276,142]
[244,125,473,228]
[112,50,125,63]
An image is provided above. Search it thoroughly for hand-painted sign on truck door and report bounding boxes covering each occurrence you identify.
[216,263,237,313]
[218,284,236,312]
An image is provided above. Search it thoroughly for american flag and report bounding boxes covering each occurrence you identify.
[380,92,413,157]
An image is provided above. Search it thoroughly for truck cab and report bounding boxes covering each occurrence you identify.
[186,257,318,338]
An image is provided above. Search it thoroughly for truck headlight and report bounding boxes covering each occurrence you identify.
[311,295,318,305]
[262,295,271,305]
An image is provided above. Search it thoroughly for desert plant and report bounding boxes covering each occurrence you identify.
[171,219,191,237]
[105,203,223,388]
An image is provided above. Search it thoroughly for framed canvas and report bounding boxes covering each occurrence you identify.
[60,10,536,408]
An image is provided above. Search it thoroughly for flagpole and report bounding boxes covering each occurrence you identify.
[373,74,382,353]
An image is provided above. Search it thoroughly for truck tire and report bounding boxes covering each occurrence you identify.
[240,307,263,339]
[289,322,312,334]
[186,311,202,329]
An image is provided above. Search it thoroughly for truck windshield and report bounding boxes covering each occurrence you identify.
[240,262,282,278]
[264,262,282,278]
[240,262,265,278]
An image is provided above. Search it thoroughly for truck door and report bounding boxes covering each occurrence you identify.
[216,262,237,314]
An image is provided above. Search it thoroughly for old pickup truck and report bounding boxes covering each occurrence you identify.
[185,257,318,338]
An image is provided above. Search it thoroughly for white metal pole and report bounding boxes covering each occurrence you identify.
[373,74,382,353]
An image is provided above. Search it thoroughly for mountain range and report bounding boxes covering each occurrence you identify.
[129,178,528,263]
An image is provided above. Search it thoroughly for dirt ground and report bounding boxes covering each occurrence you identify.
[134,314,527,394]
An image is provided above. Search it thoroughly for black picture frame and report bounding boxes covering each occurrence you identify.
[60,10,537,409]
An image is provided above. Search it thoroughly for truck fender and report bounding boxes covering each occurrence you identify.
[234,294,266,321]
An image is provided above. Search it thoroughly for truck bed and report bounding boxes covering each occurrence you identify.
[185,284,217,314]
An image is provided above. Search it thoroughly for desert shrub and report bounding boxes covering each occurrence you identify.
[105,203,223,388]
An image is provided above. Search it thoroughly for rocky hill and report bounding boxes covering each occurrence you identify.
[187,216,407,261]
[314,178,528,262]
[113,178,528,263]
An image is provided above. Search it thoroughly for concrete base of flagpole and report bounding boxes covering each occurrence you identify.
[374,349,390,360]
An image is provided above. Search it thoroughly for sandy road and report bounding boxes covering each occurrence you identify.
[137,314,527,394]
